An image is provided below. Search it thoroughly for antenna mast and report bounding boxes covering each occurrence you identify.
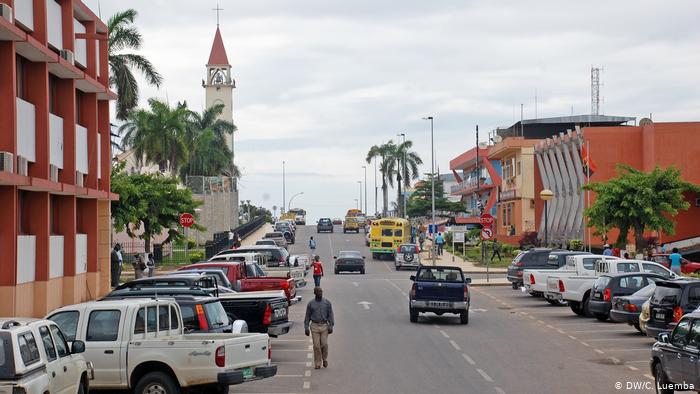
[591,67,601,115]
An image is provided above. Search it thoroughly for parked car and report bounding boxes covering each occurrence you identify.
[274,222,295,244]
[290,253,311,272]
[48,299,276,393]
[409,266,471,324]
[646,278,700,339]
[543,255,619,304]
[334,251,366,274]
[610,283,656,333]
[395,244,421,270]
[0,318,92,394]
[507,248,559,289]
[522,251,591,300]
[651,312,700,392]
[317,218,334,233]
[262,232,288,249]
[588,272,666,321]
[167,268,233,288]
[256,239,277,247]
[214,245,290,267]
[332,218,343,225]
[652,253,700,275]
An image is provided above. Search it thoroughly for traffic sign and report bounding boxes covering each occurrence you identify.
[454,232,465,243]
[180,213,195,228]
[428,224,437,234]
[480,213,494,227]
[481,227,494,240]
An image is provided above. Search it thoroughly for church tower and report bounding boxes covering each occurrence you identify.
[203,26,235,159]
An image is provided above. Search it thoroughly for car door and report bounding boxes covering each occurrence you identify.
[666,318,692,383]
[684,318,700,387]
[83,309,123,386]
[49,325,79,393]
[38,325,64,393]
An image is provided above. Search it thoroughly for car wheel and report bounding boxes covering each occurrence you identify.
[654,362,674,394]
[569,301,584,316]
[361,269,365,274]
[460,310,469,325]
[582,293,592,317]
[395,264,400,271]
[594,313,608,322]
[335,269,339,274]
[410,309,418,323]
[77,381,86,394]
[135,372,180,394]
[546,298,567,306]
[512,283,519,290]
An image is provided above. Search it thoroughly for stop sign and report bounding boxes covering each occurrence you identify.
[180,213,195,228]
[480,213,494,227]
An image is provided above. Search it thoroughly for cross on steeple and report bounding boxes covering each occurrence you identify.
[213,3,223,26]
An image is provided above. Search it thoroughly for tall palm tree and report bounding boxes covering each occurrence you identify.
[393,140,423,217]
[120,98,189,177]
[366,141,397,216]
[108,9,163,121]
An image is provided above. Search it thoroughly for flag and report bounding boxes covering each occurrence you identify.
[581,145,597,176]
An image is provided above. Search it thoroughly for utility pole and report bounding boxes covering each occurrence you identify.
[477,125,485,275]
[357,181,362,212]
[282,161,286,214]
[423,116,436,266]
[362,166,368,216]
[374,157,378,215]
[397,133,406,218]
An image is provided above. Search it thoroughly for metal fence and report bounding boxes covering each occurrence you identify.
[114,241,205,266]
[205,216,266,259]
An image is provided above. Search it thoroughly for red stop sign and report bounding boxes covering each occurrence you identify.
[480,213,494,227]
[180,213,195,228]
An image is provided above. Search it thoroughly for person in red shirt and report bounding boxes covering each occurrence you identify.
[312,255,324,287]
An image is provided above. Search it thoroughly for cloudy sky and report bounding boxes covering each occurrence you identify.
[90,0,700,221]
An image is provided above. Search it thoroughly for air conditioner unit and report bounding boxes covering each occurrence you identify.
[696,198,700,207]
[0,4,13,23]
[75,171,84,187]
[59,49,75,66]
[0,152,13,173]
[16,156,28,176]
[49,165,59,182]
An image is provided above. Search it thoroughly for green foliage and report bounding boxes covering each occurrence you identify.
[569,239,583,251]
[189,251,205,264]
[393,140,423,217]
[519,231,540,249]
[583,165,699,250]
[406,175,466,217]
[467,228,481,241]
[240,202,273,223]
[366,141,397,215]
[111,162,204,253]
[444,232,453,245]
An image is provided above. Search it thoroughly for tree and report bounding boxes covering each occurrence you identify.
[108,9,163,121]
[239,202,273,223]
[366,141,397,215]
[583,165,699,250]
[111,162,203,253]
[393,140,423,217]
[406,175,465,217]
[120,98,189,177]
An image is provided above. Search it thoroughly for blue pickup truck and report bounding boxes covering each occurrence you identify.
[409,265,471,324]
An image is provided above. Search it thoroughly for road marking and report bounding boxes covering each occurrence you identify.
[537,320,545,324]
[305,370,311,377]
[304,381,311,390]
[568,335,577,340]
[556,329,566,334]
[440,330,450,338]
[644,374,654,380]
[306,362,312,367]
[580,342,590,347]
[594,349,605,354]
[546,324,555,329]
[433,324,441,329]
[449,340,461,351]
[495,387,506,394]
[307,353,313,358]
[385,279,408,296]
[308,345,313,350]
[462,353,476,365]
[528,316,536,320]
[627,365,639,371]
[358,301,373,310]
[327,234,334,258]
[471,308,488,312]
[352,282,359,287]
[476,368,494,382]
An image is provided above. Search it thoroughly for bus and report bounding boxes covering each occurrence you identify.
[346,209,362,217]
[369,218,411,259]
[287,208,306,225]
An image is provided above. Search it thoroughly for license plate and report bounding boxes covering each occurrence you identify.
[428,301,450,308]
[655,312,665,320]
[274,308,287,319]
[242,367,254,379]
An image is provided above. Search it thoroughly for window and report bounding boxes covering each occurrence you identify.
[17,332,40,366]
[86,310,120,341]
[147,306,157,333]
[75,90,83,124]
[39,326,57,361]
[417,268,464,282]
[689,320,700,348]
[17,191,29,235]
[170,305,179,329]
[616,263,640,273]
[671,319,691,347]
[688,287,700,310]
[203,302,229,329]
[49,74,58,114]
[134,308,145,334]
[180,305,200,332]
[643,263,670,277]
[394,229,403,237]
[49,325,69,358]
[381,229,393,237]
[582,258,598,271]
[618,276,645,290]
[516,160,521,176]
[653,256,669,266]
[159,306,169,331]
[15,56,27,99]
[48,311,79,341]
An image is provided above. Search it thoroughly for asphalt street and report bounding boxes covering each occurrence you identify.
[234,225,659,394]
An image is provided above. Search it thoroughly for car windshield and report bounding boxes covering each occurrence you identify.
[632,283,656,298]
[417,268,464,282]
[265,232,283,238]
[204,302,229,328]
[400,245,417,253]
[652,285,682,305]
[594,276,612,290]
[339,251,361,258]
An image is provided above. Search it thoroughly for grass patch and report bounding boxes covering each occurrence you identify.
[446,245,515,268]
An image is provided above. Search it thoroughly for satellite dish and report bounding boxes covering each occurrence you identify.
[639,118,653,126]
[493,135,503,143]
[478,142,488,149]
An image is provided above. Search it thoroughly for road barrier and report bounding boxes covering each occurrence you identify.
[205,216,266,259]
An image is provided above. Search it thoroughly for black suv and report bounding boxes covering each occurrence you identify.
[646,278,700,339]
[317,218,334,233]
[651,312,700,393]
[507,248,560,289]
[588,272,666,321]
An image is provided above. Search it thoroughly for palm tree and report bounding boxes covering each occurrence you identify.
[108,9,163,121]
[366,141,397,216]
[393,140,423,217]
[120,98,189,177]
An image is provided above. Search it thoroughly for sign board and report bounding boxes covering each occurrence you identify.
[480,213,495,227]
[481,227,494,240]
[450,226,467,232]
[180,213,195,228]
[428,224,437,234]
[454,232,465,243]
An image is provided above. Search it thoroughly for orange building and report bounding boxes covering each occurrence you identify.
[0,0,115,316]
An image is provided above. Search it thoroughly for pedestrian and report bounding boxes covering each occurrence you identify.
[602,244,613,256]
[661,244,667,254]
[491,238,502,262]
[623,252,630,259]
[146,253,155,277]
[133,253,146,279]
[418,231,426,251]
[669,248,682,275]
[435,232,445,256]
[110,244,123,287]
[312,255,324,287]
[309,236,317,251]
[304,287,334,370]
[228,230,235,248]
[509,224,516,236]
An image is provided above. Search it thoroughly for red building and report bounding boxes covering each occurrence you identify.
[0,0,115,316]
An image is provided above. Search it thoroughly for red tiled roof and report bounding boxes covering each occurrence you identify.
[207,27,230,65]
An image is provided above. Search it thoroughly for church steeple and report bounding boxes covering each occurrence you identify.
[207,27,230,66]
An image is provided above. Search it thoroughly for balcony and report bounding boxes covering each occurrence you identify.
[13,0,34,31]
[16,97,36,163]
[76,234,87,274]
[46,0,63,50]
[17,235,36,284]
[50,113,64,169]
[73,19,86,68]
[450,177,494,195]
[75,124,88,174]
[50,235,64,278]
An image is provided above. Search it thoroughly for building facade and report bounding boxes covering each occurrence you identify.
[449,147,501,226]
[0,0,114,316]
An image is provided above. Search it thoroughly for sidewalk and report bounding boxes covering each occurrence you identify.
[241,223,273,247]
[422,239,508,274]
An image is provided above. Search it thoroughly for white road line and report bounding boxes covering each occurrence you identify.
[462,353,476,365]
[495,387,506,394]
[568,335,577,340]
[644,374,654,380]
[440,330,450,338]
[433,324,441,329]
[352,282,359,287]
[306,353,313,359]
[627,366,639,371]
[449,340,461,351]
[537,320,545,324]
[308,345,313,350]
[306,362,312,367]
[385,279,408,296]
[594,349,605,354]
[327,234,334,258]
[476,369,494,382]
[305,370,311,377]
[556,329,566,334]
[303,381,311,390]
[580,342,590,347]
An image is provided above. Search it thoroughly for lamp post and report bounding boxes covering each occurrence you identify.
[282,161,286,214]
[288,192,304,211]
[540,189,554,246]
[362,166,367,216]
[245,200,251,223]
[354,198,359,209]
[357,181,363,212]
[422,116,436,266]
[374,157,378,215]
[397,132,406,218]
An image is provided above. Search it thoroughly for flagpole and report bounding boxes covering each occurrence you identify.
[586,140,591,252]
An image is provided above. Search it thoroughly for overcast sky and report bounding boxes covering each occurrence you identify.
[91,0,700,221]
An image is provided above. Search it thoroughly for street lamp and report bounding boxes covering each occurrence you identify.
[288,192,304,210]
[540,189,554,246]
[361,166,367,216]
[357,181,362,212]
[245,200,251,223]
[354,198,359,209]
[422,116,436,266]
[282,161,286,214]
[397,132,407,218]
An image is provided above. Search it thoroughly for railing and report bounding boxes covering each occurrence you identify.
[205,216,266,259]
[16,97,36,162]
[46,0,63,50]
[17,235,36,284]
[75,124,88,174]
[450,177,493,195]
[50,235,64,278]
[50,113,63,168]
[13,0,34,31]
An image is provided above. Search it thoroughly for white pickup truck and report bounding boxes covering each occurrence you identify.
[546,259,676,316]
[47,299,276,394]
[219,252,307,288]
[534,255,620,305]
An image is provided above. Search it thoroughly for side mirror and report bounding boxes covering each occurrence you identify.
[409,275,416,281]
[71,340,85,354]
[465,278,472,285]
[658,332,670,344]
[333,256,337,259]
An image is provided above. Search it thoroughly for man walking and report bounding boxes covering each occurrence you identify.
[312,255,324,287]
[110,244,123,287]
[669,248,683,275]
[602,244,613,256]
[491,238,502,262]
[435,232,445,256]
[305,287,334,369]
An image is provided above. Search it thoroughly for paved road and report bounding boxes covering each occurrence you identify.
[235,225,657,394]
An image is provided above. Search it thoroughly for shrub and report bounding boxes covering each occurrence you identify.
[444,232,453,245]
[519,231,540,250]
[569,239,583,251]
[189,251,205,263]
[467,228,481,240]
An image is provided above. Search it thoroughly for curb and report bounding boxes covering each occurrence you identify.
[463,270,507,274]
[470,282,510,287]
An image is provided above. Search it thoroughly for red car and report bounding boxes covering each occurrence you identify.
[332,218,342,225]
[652,253,700,274]
[179,261,297,301]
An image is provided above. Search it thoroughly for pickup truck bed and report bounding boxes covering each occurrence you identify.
[409,266,470,325]
[219,291,293,336]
